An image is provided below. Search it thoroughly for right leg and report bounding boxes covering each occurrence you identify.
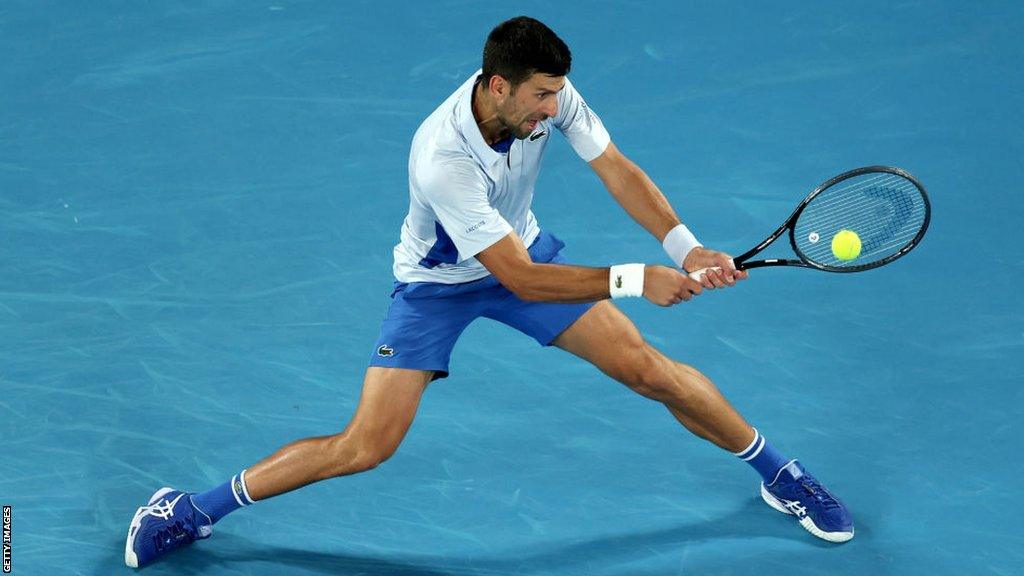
[128,280,476,568]
[202,279,474,507]
[245,366,433,500]
[125,366,432,568]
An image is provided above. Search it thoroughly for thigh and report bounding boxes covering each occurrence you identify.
[345,367,434,443]
[551,300,656,382]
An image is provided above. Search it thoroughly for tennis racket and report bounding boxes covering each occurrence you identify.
[688,165,930,280]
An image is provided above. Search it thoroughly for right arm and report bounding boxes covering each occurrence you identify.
[421,158,700,307]
[475,232,702,307]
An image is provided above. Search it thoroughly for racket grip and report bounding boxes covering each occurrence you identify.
[687,267,719,281]
[687,261,737,282]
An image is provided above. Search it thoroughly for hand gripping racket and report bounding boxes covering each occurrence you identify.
[688,165,930,280]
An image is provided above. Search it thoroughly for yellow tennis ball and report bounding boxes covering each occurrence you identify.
[831,229,862,261]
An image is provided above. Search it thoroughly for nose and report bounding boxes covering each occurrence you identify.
[542,98,558,119]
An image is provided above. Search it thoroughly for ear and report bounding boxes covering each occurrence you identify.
[487,75,509,102]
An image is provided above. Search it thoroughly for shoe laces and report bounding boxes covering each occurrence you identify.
[153,519,195,552]
[139,494,198,551]
[798,475,841,510]
[138,494,182,521]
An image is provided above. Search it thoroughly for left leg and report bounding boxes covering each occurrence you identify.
[551,300,854,542]
[552,300,753,452]
[486,236,851,541]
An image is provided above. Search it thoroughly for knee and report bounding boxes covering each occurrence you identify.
[614,342,676,401]
[351,442,396,472]
[615,346,713,408]
[326,427,402,475]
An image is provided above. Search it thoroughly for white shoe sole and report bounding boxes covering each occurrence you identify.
[124,487,174,568]
[760,483,854,543]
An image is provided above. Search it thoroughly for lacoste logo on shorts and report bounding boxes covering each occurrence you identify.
[377,345,395,357]
[529,130,546,141]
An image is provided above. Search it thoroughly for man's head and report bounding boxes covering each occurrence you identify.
[479,16,571,139]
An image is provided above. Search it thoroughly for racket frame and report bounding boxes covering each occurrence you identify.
[733,165,931,273]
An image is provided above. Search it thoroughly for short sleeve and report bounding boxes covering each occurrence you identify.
[421,159,513,262]
[552,77,611,162]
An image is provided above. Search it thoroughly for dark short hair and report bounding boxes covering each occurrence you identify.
[481,16,571,87]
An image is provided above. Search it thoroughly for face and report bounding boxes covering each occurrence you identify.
[494,72,565,139]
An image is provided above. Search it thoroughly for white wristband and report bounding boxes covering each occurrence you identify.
[609,264,645,299]
[662,223,703,269]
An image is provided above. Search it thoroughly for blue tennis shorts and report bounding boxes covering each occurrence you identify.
[369,231,594,380]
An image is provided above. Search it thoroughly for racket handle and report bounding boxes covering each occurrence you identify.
[687,261,737,282]
[687,267,719,281]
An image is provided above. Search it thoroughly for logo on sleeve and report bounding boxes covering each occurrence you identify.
[377,345,395,357]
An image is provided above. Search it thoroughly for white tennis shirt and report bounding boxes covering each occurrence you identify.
[392,70,611,284]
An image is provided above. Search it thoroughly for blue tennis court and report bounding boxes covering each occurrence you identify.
[3,1,1021,574]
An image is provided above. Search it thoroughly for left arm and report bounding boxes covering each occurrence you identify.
[589,142,748,287]
[588,141,680,243]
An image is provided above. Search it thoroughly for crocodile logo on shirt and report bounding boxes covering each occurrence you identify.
[377,345,395,357]
[529,130,547,142]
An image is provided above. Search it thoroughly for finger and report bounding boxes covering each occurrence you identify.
[687,266,719,282]
[702,271,719,288]
[715,262,736,284]
[708,269,728,288]
[700,273,716,289]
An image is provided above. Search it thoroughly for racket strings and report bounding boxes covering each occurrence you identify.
[799,178,924,265]
[793,173,927,268]
[810,177,918,249]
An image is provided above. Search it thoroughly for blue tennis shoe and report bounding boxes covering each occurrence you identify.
[761,460,854,542]
[125,487,212,568]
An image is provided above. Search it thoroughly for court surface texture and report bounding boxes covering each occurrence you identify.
[2,2,1021,574]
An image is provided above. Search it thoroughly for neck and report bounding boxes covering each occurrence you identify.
[472,81,509,145]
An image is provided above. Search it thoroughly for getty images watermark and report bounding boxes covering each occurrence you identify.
[2,505,10,573]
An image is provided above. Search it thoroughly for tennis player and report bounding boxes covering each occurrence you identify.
[126,16,853,568]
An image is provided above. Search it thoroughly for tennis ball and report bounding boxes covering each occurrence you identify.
[831,229,862,261]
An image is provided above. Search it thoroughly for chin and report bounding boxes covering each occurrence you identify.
[516,123,538,139]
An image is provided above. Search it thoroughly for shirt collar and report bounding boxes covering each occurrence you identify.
[457,71,505,174]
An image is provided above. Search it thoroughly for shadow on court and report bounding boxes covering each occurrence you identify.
[102,498,839,575]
